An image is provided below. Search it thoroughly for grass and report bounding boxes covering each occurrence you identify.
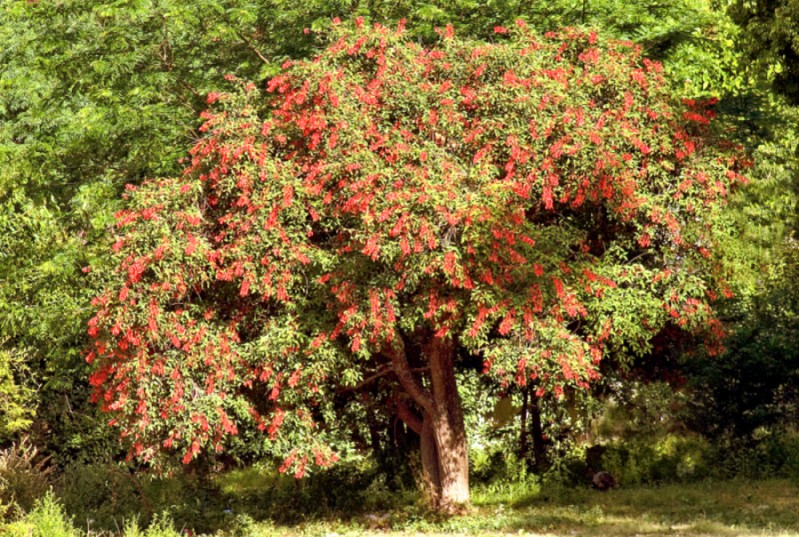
[218,478,799,536]
[7,476,799,536]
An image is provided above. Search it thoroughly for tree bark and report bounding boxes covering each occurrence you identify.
[420,416,442,505]
[390,336,470,512]
[423,337,470,511]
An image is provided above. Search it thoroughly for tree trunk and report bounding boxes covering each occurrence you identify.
[423,337,469,511]
[390,336,470,512]
[529,390,547,471]
[363,394,383,455]
[419,416,441,505]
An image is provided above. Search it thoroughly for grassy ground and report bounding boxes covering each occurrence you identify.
[6,477,799,536]
[209,479,799,536]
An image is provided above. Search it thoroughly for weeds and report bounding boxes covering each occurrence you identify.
[0,436,53,518]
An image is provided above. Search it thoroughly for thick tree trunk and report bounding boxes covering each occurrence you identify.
[419,416,441,505]
[390,336,470,512]
[423,337,469,511]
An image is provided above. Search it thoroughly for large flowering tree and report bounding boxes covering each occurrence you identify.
[87,19,747,510]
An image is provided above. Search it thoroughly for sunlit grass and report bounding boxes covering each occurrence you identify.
[236,479,799,536]
[8,474,799,536]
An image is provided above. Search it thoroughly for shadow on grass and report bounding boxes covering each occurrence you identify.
[478,480,799,536]
[56,459,417,534]
[57,460,799,536]
[205,475,799,536]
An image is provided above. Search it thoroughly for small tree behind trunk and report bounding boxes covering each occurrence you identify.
[529,388,548,472]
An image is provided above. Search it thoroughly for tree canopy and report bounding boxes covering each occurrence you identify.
[86,20,747,509]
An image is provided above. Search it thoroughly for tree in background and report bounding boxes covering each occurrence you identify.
[86,21,746,510]
[677,0,799,454]
[728,0,799,105]
[686,240,799,442]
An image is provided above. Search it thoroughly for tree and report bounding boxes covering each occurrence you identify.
[87,21,746,511]
[727,0,799,105]
[686,240,799,441]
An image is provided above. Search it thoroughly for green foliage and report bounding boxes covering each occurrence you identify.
[0,345,35,440]
[728,0,799,105]
[215,460,411,524]
[120,514,183,537]
[595,381,687,441]
[1,492,76,537]
[1,490,182,537]
[590,435,713,485]
[53,458,412,533]
[571,431,799,487]
[57,462,149,531]
[470,459,540,505]
[686,242,799,440]
[726,431,799,479]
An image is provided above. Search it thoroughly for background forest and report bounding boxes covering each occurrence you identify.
[2,0,799,535]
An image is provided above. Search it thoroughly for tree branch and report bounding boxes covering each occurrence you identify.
[236,30,270,65]
[387,342,434,414]
[395,399,423,435]
[337,364,429,394]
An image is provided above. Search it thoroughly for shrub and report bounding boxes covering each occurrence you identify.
[584,435,713,485]
[215,457,407,523]
[57,462,149,531]
[0,437,53,518]
[0,346,36,443]
[1,492,76,537]
[710,429,799,479]
[121,513,183,537]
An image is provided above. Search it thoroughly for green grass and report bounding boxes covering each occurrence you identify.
[218,479,799,536]
[7,477,799,536]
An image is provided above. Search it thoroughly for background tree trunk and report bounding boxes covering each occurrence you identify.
[520,387,529,460]
[529,390,547,471]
